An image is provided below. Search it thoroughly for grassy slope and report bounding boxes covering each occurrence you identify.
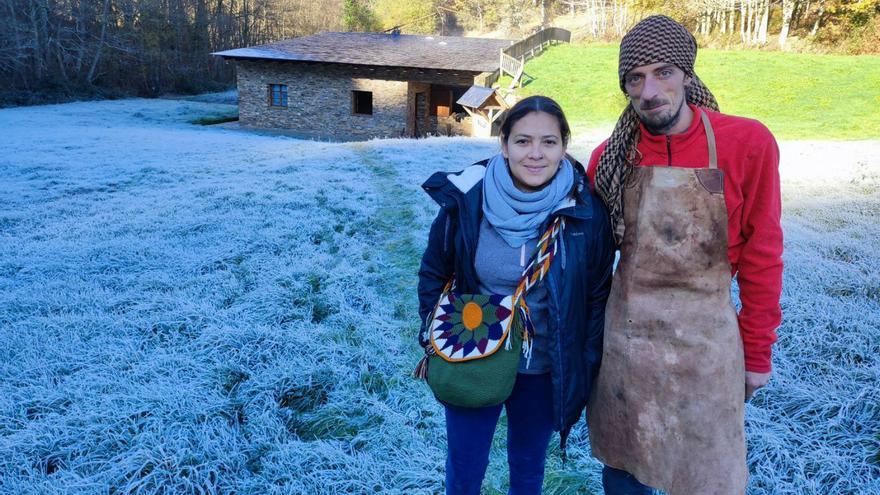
[513,43,880,140]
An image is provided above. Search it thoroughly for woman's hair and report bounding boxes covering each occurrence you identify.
[499,95,571,147]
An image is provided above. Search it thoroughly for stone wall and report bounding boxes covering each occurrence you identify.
[236,60,480,141]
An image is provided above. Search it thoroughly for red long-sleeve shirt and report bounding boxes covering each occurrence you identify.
[587,105,783,373]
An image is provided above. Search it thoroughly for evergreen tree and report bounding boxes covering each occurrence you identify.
[343,0,382,31]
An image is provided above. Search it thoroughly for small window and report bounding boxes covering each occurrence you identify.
[352,90,373,115]
[431,87,452,117]
[269,84,288,107]
[431,86,467,117]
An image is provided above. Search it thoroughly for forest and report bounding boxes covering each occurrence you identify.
[1,0,878,105]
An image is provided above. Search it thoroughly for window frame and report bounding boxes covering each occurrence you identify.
[268,83,288,108]
[430,85,467,117]
[351,90,373,116]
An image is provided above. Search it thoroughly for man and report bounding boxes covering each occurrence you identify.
[585,15,783,495]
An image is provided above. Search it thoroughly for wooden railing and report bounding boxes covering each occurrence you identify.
[505,27,571,60]
[500,52,523,79]
[498,27,571,88]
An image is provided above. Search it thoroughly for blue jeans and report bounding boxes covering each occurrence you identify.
[602,465,654,494]
[444,373,554,495]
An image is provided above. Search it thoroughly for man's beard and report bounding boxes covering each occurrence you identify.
[638,96,686,135]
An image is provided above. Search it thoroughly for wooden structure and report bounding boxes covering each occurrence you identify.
[498,27,571,88]
[456,86,509,138]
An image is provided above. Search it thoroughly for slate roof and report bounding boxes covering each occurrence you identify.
[457,86,500,108]
[213,32,514,73]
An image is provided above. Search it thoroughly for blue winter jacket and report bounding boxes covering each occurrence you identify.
[417,158,615,437]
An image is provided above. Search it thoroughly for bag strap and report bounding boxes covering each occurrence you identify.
[503,215,565,365]
[444,215,564,299]
[512,215,565,306]
[415,215,565,376]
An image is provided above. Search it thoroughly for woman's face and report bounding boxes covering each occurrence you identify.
[501,111,566,193]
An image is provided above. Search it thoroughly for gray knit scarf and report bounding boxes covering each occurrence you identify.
[482,153,575,248]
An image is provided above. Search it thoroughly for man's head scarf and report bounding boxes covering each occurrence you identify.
[595,15,720,244]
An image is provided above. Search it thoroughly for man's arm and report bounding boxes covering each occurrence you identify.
[585,140,609,186]
[745,371,772,400]
[583,193,615,380]
[736,124,784,393]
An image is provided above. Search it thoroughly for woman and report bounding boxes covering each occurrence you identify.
[416,95,615,494]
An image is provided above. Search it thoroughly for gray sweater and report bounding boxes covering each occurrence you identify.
[475,217,551,374]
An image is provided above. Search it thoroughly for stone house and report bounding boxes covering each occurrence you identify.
[213,32,513,141]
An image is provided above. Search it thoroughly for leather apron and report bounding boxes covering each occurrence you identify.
[588,112,747,494]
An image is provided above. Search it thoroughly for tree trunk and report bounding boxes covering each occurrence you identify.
[752,0,761,44]
[242,0,250,46]
[589,0,597,37]
[86,0,110,84]
[72,0,86,75]
[214,0,225,49]
[745,0,753,44]
[55,38,70,84]
[728,1,735,34]
[758,0,769,44]
[810,1,824,36]
[31,0,50,84]
[709,8,715,35]
[612,0,618,35]
[3,0,26,85]
[779,0,795,49]
[795,0,808,29]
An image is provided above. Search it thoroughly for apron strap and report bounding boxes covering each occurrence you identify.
[700,110,718,170]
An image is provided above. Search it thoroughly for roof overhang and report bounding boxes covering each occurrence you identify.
[212,31,514,73]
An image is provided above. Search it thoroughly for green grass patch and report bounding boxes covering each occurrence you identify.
[514,43,880,140]
[190,113,238,125]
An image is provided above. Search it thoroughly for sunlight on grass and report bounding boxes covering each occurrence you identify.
[514,44,880,140]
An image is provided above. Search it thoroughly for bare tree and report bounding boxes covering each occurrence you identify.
[0,0,345,105]
[86,0,110,84]
[779,0,796,48]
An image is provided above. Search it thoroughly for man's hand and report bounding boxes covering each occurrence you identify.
[745,371,772,401]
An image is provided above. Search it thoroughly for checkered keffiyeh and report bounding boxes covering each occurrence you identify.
[595,15,719,244]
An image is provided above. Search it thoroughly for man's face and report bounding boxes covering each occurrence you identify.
[623,62,692,135]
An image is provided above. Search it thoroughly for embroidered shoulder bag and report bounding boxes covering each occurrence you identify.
[413,216,565,408]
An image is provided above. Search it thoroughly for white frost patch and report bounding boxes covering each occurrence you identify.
[0,98,877,494]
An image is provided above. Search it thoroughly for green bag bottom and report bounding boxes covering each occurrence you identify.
[426,330,522,408]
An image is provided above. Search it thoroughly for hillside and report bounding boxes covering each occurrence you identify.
[510,43,880,140]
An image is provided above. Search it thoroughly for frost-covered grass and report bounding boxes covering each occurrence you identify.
[0,99,878,494]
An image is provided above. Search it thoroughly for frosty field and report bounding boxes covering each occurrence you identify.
[0,98,878,494]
